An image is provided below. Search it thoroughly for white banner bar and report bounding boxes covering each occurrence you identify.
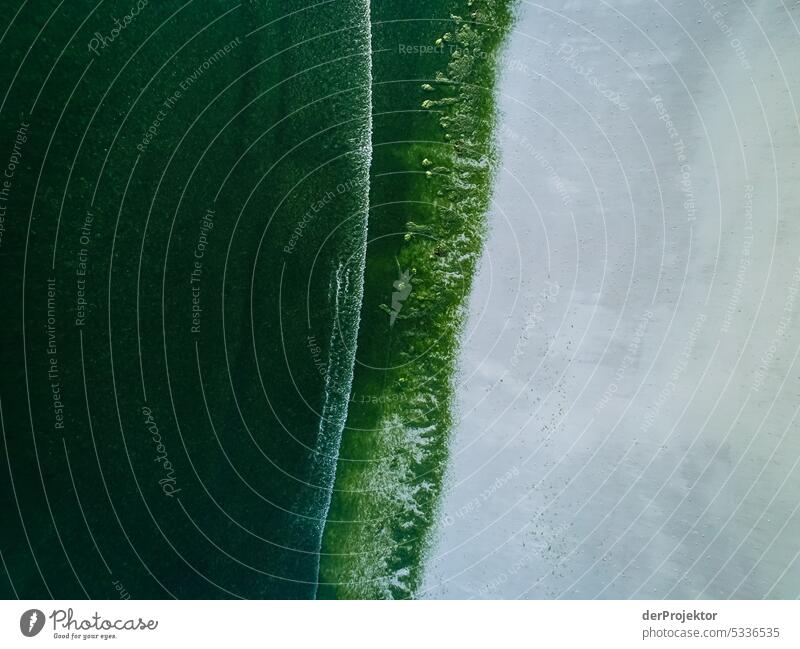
[1,600,797,648]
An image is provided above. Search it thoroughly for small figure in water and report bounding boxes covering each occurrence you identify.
[380,259,414,327]
[390,267,413,327]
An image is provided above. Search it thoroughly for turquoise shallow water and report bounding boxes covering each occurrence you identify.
[319,0,514,598]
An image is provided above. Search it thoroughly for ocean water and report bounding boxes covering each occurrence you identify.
[0,0,515,601]
[0,1,372,599]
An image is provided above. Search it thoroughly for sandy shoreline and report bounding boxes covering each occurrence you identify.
[424,0,800,598]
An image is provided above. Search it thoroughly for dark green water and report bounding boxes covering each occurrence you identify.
[0,0,512,599]
[0,0,370,599]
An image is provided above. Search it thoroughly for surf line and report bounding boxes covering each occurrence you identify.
[311,0,374,597]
